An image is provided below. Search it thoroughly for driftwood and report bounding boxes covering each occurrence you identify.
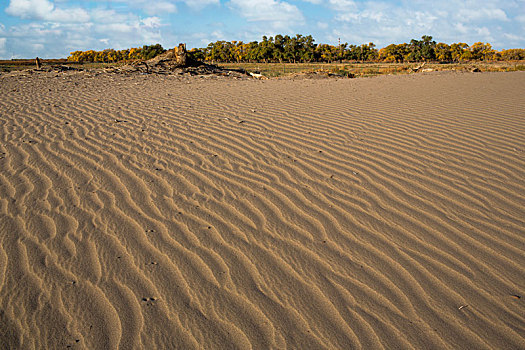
[141,61,149,74]
[411,62,426,72]
[249,72,267,80]
[21,45,248,78]
[30,64,82,73]
[144,43,187,68]
[174,43,187,66]
[115,43,252,78]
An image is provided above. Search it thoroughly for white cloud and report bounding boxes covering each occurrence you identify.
[502,32,522,47]
[454,22,468,35]
[183,0,219,10]
[145,2,177,15]
[475,27,491,38]
[456,8,508,22]
[83,0,217,14]
[6,0,90,23]
[1,0,523,59]
[503,33,521,41]
[211,30,224,39]
[32,43,44,51]
[141,17,162,28]
[319,0,521,48]
[1,7,166,59]
[9,22,63,37]
[229,0,304,30]
[327,0,511,28]
[90,14,163,47]
[1,22,72,58]
[0,38,6,53]
[327,0,356,12]
[1,1,178,59]
[406,11,439,29]
[6,0,53,19]
[97,23,134,34]
[91,8,128,23]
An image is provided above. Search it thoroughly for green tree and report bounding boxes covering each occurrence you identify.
[67,51,83,62]
[470,42,495,60]
[435,43,452,62]
[129,47,142,60]
[500,49,525,60]
[408,36,436,61]
[258,36,273,62]
[188,48,205,61]
[420,35,436,60]
[245,41,259,62]
[379,44,402,62]
[316,44,337,62]
[141,44,166,60]
[67,34,525,65]
[356,43,377,61]
[450,43,469,62]
[207,41,234,62]
[273,34,285,63]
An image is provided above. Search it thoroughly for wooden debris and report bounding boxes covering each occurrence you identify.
[411,62,426,73]
[249,72,267,79]
[142,61,149,74]
[115,43,252,78]
[174,43,187,66]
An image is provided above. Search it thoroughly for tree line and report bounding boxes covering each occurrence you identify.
[68,44,165,63]
[191,35,378,63]
[68,35,525,63]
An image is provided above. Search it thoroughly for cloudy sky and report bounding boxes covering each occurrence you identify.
[0,0,524,59]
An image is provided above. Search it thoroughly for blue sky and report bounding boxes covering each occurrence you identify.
[0,0,524,59]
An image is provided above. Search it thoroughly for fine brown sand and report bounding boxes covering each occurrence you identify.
[1,70,524,349]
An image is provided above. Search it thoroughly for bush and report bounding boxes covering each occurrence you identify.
[141,44,166,60]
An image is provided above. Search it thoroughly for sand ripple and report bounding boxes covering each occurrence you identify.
[1,71,524,349]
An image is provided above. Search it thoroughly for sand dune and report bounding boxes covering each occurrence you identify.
[1,70,524,349]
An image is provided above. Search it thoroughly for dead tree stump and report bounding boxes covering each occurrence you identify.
[174,43,187,66]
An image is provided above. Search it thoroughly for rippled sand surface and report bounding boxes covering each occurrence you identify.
[1,70,524,349]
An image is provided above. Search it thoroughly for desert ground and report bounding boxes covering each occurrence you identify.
[1,70,524,349]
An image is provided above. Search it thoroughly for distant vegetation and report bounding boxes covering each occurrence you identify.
[67,44,165,63]
[67,35,525,64]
